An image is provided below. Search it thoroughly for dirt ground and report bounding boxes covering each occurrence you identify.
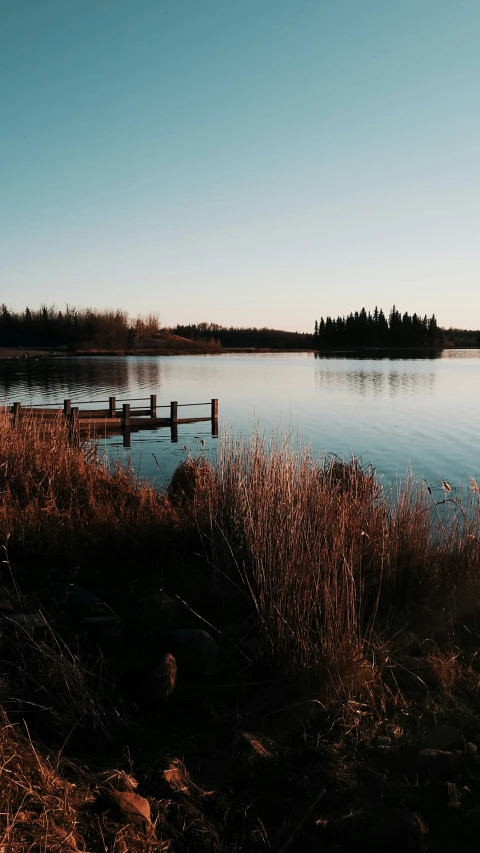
[0,347,56,359]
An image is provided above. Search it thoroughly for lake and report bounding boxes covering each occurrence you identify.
[1,350,479,492]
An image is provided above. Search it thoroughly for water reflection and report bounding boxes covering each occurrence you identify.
[441,349,480,359]
[0,356,166,406]
[314,349,441,361]
[128,359,163,394]
[0,352,479,488]
[314,367,436,397]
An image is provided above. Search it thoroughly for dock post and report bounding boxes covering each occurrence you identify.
[13,402,21,426]
[123,428,131,449]
[170,401,178,425]
[63,399,71,419]
[69,407,79,445]
[211,398,218,437]
[109,396,116,418]
[122,403,130,425]
[150,394,157,418]
[170,422,178,443]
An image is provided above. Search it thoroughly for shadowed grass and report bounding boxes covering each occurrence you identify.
[0,410,174,569]
[174,432,480,695]
[2,413,480,850]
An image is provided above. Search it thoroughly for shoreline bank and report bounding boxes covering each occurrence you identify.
[1,413,480,850]
[3,344,480,360]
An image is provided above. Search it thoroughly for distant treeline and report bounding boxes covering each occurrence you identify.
[0,305,160,349]
[443,328,480,348]
[2,304,476,353]
[314,306,441,349]
[171,323,313,349]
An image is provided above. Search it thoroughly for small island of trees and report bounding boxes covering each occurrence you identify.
[314,306,441,349]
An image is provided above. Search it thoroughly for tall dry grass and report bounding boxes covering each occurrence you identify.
[2,407,480,699]
[0,409,172,566]
[176,433,480,695]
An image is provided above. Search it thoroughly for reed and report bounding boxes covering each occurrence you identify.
[0,409,171,566]
[2,409,480,698]
[178,433,480,695]
[2,413,480,850]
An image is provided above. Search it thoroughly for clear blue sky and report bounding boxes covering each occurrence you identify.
[1,0,479,331]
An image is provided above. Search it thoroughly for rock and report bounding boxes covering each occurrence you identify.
[396,781,462,814]
[93,790,151,830]
[137,653,177,708]
[465,741,477,755]
[370,811,428,851]
[233,731,274,770]
[131,592,179,632]
[89,585,122,607]
[102,633,158,682]
[79,616,121,641]
[416,748,462,780]
[376,735,392,748]
[0,597,15,614]
[48,568,69,585]
[407,639,423,657]
[162,629,219,677]
[423,724,465,751]
[0,612,48,638]
[61,584,110,620]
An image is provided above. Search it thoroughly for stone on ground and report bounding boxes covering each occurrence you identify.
[370,811,428,851]
[131,592,180,632]
[94,790,151,830]
[137,653,177,707]
[162,628,219,676]
[423,724,465,751]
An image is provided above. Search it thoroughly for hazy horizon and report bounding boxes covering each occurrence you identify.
[2,0,479,331]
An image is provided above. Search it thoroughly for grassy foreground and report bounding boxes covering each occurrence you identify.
[1,412,480,851]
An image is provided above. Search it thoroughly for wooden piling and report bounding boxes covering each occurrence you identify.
[9,395,218,444]
[69,407,79,445]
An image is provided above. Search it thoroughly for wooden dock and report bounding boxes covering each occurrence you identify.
[4,396,219,446]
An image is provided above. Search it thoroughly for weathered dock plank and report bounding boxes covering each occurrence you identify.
[4,397,218,446]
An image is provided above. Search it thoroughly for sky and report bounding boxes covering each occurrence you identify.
[1,0,479,332]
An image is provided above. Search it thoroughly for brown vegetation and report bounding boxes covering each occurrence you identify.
[0,304,221,353]
[1,413,480,850]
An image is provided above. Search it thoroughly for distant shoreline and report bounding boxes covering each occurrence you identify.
[1,343,479,360]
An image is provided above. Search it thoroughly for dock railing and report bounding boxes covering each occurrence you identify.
[6,396,219,446]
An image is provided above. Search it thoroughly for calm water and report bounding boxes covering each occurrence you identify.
[1,350,479,490]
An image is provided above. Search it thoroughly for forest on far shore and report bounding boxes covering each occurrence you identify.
[314,306,442,348]
[0,303,478,351]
